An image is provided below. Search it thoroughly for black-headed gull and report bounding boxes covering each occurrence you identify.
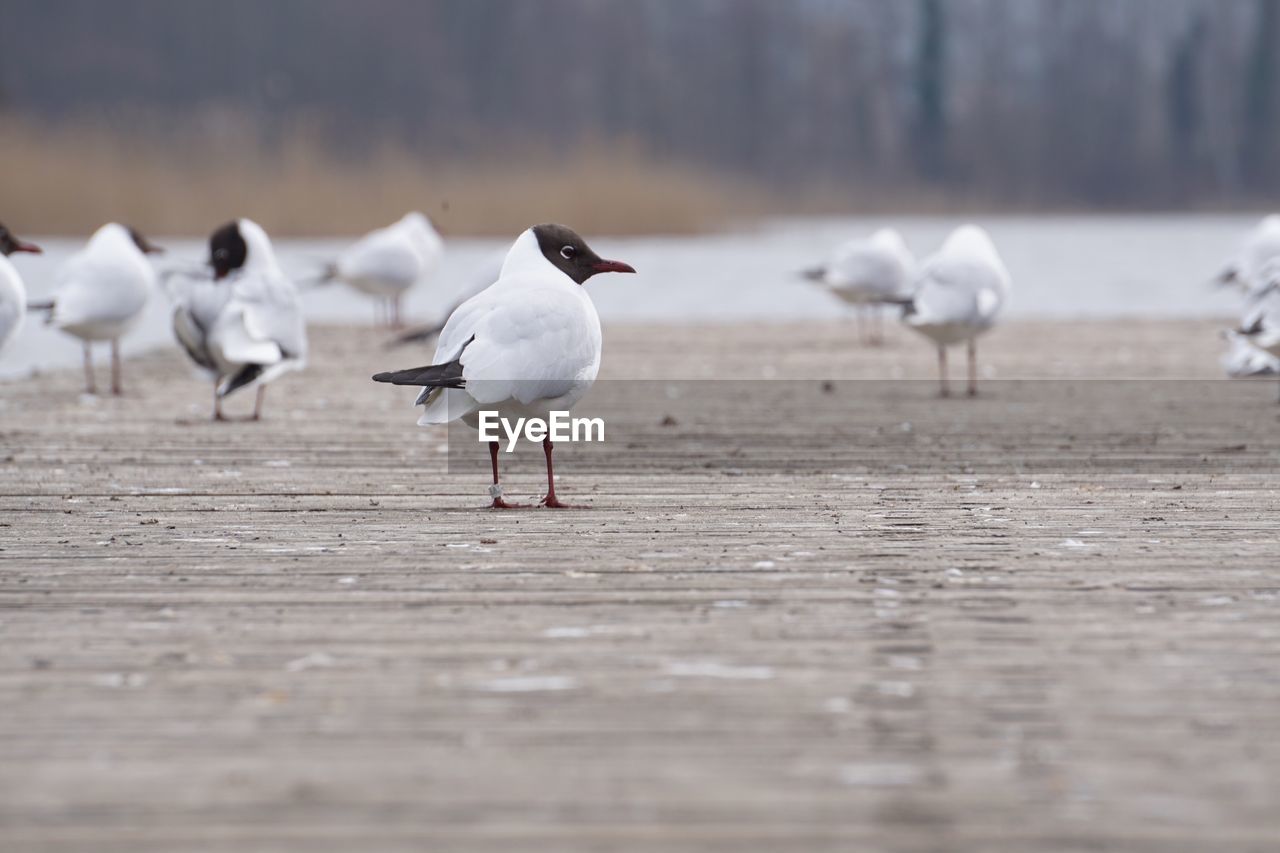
[172,219,307,420]
[372,224,635,509]
[0,223,42,354]
[30,223,162,395]
[804,228,915,345]
[328,212,443,329]
[902,225,1011,397]
[1216,215,1280,294]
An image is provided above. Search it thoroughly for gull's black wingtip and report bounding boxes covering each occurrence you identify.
[1238,318,1266,337]
[371,362,466,388]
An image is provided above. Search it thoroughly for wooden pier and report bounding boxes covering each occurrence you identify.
[2,319,1278,851]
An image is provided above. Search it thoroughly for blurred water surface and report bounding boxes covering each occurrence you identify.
[0,215,1254,380]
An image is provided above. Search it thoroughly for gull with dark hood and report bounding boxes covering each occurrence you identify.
[373,223,635,508]
[172,218,308,420]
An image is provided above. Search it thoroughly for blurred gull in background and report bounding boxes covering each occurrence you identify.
[172,219,308,421]
[803,228,915,345]
[27,223,162,395]
[1215,214,1280,295]
[324,212,444,329]
[902,225,1012,398]
[0,223,42,353]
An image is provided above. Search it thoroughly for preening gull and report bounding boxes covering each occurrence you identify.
[172,219,308,420]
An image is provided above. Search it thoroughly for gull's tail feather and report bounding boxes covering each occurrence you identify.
[372,358,465,389]
[219,364,265,398]
[1239,317,1267,337]
[26,300,54,314]
[217,357,301,398]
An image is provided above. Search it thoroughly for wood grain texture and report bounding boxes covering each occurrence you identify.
[1,319,1278,852]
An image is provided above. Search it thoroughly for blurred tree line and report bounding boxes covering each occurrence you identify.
[1,0,1279,208]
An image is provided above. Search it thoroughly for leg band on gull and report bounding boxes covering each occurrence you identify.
[489,483,504,500]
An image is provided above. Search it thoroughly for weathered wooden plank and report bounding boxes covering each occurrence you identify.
[1,320,1278,851]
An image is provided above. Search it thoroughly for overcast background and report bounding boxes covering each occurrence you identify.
[0,0,1277,233]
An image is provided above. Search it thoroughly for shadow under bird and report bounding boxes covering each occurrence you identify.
[0,223,42,354]
[372,224,635,509]
[802,228,916,346]
[27,223,163,395]
[901,225,1012,398]
[322,212,444,330]
[171,219,308,421]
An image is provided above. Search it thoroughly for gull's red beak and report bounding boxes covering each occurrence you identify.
[592,259,636,275]
[12,239,42,255]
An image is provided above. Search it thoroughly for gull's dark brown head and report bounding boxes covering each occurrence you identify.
[0,223,41,256]
[532,224,635,285]
[127,226,164,255]
[208,221,249,280]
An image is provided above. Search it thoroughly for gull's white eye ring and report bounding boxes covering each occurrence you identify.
[561,245,577,260]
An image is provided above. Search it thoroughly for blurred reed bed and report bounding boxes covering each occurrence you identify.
[0,118,770,237]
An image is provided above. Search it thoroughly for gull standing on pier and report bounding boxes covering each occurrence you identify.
[0,223,42,353]
[902,225,1012,398]
[31,223,162,395]
[804,228,915,344]
[329,212,443,329]
[172,219,307,420]
[372,224,634,508]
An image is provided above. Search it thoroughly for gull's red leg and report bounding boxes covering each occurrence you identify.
[110,339,123,396]
[938,346,950,398]
[967,339,979,398]
[540,438,584,509]
[489,440,528,509]
[83,343,97,395]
